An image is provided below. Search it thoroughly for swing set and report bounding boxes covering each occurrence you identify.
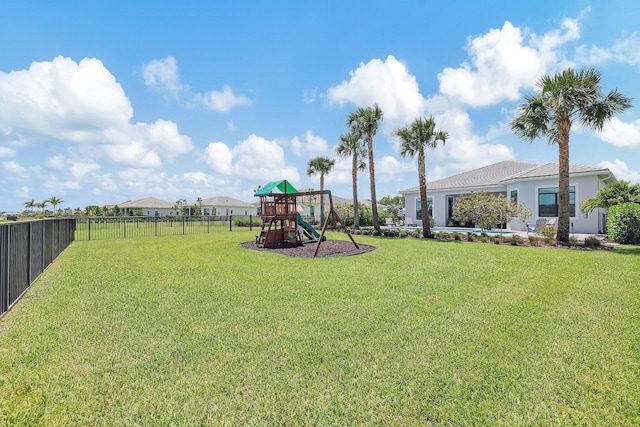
[254,180,359,257]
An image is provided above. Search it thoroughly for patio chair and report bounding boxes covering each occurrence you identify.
[385,217,395,227]
[527,218,550,234]
[405,217,416,227]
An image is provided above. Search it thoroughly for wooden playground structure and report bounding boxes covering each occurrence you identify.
[254,180,359,257]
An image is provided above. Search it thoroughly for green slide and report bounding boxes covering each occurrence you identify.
[296,213,326,241]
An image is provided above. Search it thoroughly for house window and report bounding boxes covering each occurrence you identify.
[538,186,575,217]
[510,190,518,205]
[416,198,433,218]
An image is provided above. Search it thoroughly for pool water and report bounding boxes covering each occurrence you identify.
[400,227,513,236]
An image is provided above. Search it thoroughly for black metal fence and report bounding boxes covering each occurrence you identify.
[0,218,76,318]
[74,215,260,241]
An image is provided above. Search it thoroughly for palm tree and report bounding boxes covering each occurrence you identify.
[24,199,36,213]
[335,131,367,229]
[307,156,336,221]
[396,116,448,238]
[511,67,632,243]
[47,196,64,216]
[580,180,640,217]
[348,104,383,233]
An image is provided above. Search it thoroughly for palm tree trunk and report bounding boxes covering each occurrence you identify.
[367,136,381,233]
[352,154,360,229]
[418,150,432,238]
[320,175,325,222]
[557,119,571,243]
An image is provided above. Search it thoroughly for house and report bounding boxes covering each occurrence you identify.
[118,197,176,217]
[199,196,257,216]
[399,161,616,234]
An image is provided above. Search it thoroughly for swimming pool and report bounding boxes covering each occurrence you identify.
[400,227,513,236]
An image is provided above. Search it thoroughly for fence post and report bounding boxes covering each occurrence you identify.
[229,215,232,232]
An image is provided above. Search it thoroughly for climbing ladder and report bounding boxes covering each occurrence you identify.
[256,216,275,247]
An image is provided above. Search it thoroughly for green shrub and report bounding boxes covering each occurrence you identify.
[510,234,523,246]
[540,225,557,240]
[607,203,640,244]
[234,217,262,227]
[528,235,539,246]
[568,236,579,247]
[452,232,462,241]
[584,236,601,248]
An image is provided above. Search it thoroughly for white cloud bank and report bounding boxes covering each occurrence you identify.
[327,55,426,123]
[597,117,640,148]
[438,18,580,107]
[204,134,300,182]
[0,56,193,169]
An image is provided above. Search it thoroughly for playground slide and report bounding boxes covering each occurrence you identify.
[296,213,326,241]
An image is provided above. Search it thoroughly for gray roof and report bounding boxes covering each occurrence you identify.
[400,160,613,193]
[118,197,175,209]
[200,196,254,207]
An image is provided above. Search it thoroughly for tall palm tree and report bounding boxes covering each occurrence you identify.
[307,156,336,221]
[396,116,448,238]
[24,199,36,213]
[348,104,383,233]
[335,131,367,229]
[47,196,64,216]
[511,67,631,243]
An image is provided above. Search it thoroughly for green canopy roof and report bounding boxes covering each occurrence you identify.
[254,180,299,196]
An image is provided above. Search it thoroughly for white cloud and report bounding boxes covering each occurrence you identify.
[598,160,640,183]
[0,56,193,169]
[327,55,426,123]
[102,141,162,168]
[69,161,100,179]
[204,134,300,181]
[195,85,252,112]
[227,120,236,132]
[142,57,252,112]
[438,18,580,107]
[290,131,329,157]
[304,88,317,104]
[45,155,67,169]
[204,142,234,174]
[324,156,352,185]
[0,146,15,157]
[135,119,193,158]
[15,186,30,198]
[0,56,133,140]
[142,56,184,95]
[576,32,640,66]
[2,161,26,175]
[597,117,640,148]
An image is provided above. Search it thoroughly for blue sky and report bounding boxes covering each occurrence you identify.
[1,1,640,212]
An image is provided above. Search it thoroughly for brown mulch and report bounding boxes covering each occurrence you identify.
[239,239,375,258]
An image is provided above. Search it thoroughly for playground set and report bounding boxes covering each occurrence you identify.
[254,180,359,257]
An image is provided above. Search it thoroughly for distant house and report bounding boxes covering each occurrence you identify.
[200,196,257,216]
[399,161,616,234]
[118,197,175,217]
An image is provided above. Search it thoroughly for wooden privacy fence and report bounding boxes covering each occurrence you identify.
[0,218,76,318]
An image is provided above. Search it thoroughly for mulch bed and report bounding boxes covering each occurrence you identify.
[239,239,376,258]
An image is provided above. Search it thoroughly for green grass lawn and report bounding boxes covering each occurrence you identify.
[1,232,639,426]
